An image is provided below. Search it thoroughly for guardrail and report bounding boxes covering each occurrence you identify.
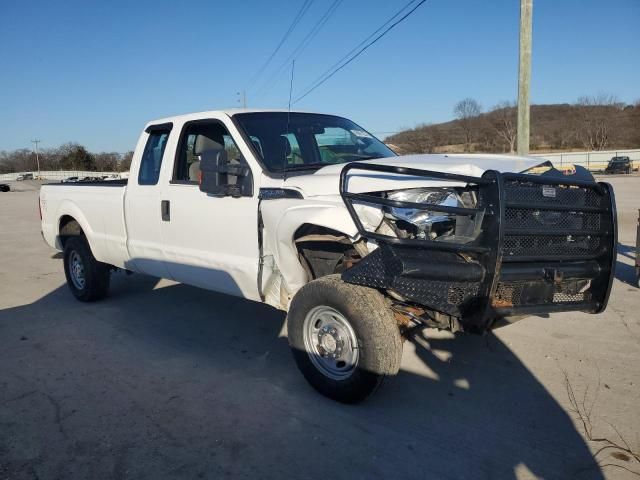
[531,149,640,172]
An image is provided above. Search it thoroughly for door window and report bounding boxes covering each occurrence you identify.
[173,122,243,183]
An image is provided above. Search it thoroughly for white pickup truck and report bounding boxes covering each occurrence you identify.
[40,109,617,403]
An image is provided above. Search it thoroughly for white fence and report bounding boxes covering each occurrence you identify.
[0,170,129,181]
[1,149,638,180]
[531,149,640,171]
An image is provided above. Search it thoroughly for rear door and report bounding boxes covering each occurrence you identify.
[159,116,261,300]
[124,123,174,279]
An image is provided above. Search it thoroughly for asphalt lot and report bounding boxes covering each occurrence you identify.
[1,177,639,480]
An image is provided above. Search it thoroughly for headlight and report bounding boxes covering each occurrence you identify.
[384,187,479,241]
[387,189,459,227]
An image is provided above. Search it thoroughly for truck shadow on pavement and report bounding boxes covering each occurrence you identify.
[0,272,604,479]
[616,243,638,287]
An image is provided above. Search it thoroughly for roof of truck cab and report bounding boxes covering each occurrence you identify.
[144,109,323,126]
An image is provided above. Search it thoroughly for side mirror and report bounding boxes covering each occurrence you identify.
[199,147,252,197]
[199,146,228,196]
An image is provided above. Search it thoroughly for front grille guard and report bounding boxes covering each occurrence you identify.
[339,162,617,331]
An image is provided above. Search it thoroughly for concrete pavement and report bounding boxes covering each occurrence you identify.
[0,177,638,479]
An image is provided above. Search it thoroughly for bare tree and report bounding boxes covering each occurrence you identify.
[0,149,33,172]
[490,101,517,153]
[94,152,119,171]
[386,123,443,154]
[453,98,482,152]
[57,143,95,170]
[119,151,134,172]
[575,94,624,150]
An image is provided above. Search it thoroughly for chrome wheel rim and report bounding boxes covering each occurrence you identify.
[69,250,86,290]
[302,305,359,380]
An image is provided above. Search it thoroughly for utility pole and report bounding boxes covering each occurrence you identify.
[31,139,41,176]
[517,0,533,155]
[237,90,247,108]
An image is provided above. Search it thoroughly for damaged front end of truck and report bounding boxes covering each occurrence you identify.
[339,163,617,333]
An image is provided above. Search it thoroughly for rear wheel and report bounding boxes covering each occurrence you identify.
[287,275,403,403]
[63,236,110,302]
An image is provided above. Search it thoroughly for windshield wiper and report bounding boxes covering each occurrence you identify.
[279,163,326,171]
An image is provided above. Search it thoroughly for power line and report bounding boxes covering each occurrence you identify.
[295,0,418,97]
[252,0,343,102]
[246,0,314,90]
[293,0,427,104]
[252,0,342,101]
[293,0,425,103]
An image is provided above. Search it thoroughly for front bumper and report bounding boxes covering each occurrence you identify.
[339,163,617,332]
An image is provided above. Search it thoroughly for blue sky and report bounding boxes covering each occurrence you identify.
[0,0,638,152]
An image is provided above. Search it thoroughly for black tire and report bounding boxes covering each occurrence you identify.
[287,275,403,403]
[63,236,111,302]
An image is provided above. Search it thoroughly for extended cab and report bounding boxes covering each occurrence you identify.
[40,110,617,403]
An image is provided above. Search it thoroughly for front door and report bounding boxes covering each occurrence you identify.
[160,118,261,301]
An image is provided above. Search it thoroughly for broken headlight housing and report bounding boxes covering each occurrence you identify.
[383,187,481,242]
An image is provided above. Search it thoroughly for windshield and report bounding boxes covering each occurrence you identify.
[233,112,396,172]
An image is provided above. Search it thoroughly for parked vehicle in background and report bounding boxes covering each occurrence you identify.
[62,176,79,183]
[605,156,632,174]
[16,173,34,181]
[39,109,618,403]
[0,183,10,192]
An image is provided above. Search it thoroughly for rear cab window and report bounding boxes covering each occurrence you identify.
[138,124,172,185]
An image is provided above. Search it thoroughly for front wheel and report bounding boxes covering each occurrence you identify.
[287,275,403,403]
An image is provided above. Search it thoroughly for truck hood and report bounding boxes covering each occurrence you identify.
[282,153,547,198]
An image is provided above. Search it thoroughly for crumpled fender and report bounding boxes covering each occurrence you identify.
[260,198,359,295]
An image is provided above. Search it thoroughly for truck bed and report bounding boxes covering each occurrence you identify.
[40,182,130,269]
